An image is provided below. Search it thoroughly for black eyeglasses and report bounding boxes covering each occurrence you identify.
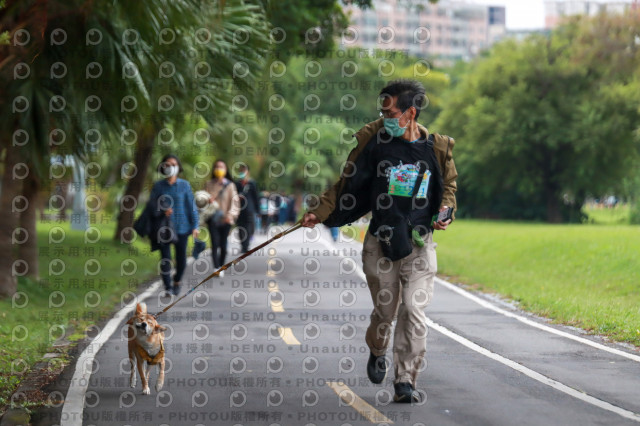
[379,109,406,119]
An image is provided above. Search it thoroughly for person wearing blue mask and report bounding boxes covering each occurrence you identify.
[147,154,199,297]
[301,79,458,403]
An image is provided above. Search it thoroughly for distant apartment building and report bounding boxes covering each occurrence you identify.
[544,0,638,29]
[342,0,506,62]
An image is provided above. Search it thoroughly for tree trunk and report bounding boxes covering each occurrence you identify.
[0,146,21,298]
[545,192,563,223]
[19,167,40,279]
[114,124,156,242]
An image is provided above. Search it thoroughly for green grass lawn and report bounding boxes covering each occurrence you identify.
[0,220,158,412]
[432,220,640,346]
[583,203,630,225]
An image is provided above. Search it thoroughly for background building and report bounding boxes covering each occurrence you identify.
[343,0,506,62]
[544,0,638,29]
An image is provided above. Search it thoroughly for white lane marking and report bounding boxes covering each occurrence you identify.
[324,228,640,363]
[327,381,393,424]
[425,316,640,423]
[434,277,640,363]
[319,229,640,421]
[62,256,198,426]
[61,280,161,425]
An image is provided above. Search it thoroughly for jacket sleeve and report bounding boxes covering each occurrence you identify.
[185,183,199,231]
[309,119,382,222]
[226,183,241,224]
[308,179,342,223]
[435,135,458,212]
[149,182,163,218]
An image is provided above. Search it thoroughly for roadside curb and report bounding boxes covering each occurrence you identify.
[0,352,65,426]
[53,251,202,426]
[0,272,166,426]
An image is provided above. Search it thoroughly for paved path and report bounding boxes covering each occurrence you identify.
[43,225,640,425]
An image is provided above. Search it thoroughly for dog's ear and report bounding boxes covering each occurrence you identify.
[136,302,147,315]
[155,324,167,333]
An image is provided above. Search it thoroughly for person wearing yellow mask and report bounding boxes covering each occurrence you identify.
[204,159,240,276]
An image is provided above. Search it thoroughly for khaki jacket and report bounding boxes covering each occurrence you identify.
[205,178,240,225]
[310,118,457,223]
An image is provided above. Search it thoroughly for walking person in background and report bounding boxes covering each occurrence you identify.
[205,159,239,277]
[234,163,260,253]
[258,191,270,234]
[287,194,299,223]
[267,193,279,229]
[278,193,289,225]
[140,154,199,297]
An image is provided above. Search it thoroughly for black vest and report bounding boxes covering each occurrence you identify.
[368,133,444,235]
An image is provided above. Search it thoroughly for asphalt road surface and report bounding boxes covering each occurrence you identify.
[41,224,640,426]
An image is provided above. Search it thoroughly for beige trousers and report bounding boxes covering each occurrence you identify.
[362,230,437,387]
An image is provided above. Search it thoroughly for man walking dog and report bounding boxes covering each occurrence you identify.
[302,79,457,403]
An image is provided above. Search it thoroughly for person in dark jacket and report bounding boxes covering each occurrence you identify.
[301,80,457,403]
[234,163,260,253]
[148,154,199,296]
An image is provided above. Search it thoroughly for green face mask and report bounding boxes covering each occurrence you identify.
[383,109,408,137]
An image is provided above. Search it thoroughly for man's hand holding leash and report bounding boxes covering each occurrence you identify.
[301,212,320,228]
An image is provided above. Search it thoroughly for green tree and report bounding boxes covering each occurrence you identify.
[226,47,451,205]
[0,0,270,297]
[260,0,372,60]
[110,0,270,241]
[434,13,640,222]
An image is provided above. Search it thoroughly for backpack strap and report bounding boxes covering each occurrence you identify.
[410,161,427,201]
[215,179,231,201]
[405,140,430,228]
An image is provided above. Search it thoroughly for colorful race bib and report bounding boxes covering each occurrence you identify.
[387,163,430,198]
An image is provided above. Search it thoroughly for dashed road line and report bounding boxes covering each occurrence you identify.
[327,381,393,424]
[277,327,301,345]
[267,281,284,312]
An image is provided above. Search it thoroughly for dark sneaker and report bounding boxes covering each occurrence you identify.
[172,282,181,296]
[162,285,172,298]
[393,382,421,403]
[366,352,387,384]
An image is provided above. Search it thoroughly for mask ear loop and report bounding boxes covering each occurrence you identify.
[400,106,415,124]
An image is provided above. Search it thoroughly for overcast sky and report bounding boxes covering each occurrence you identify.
[469,0,635,30]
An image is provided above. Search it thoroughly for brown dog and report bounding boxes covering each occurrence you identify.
[127,302,166,394]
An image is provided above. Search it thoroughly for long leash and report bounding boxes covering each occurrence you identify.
[153,220,303,318]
